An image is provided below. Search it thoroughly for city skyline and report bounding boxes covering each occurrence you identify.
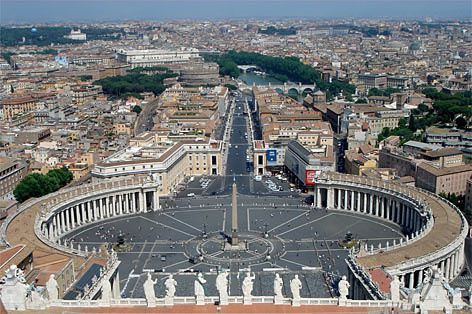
[1,0,471,24]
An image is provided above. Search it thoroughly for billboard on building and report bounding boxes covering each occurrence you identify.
[305,169,320,186]
[266,149,277,165]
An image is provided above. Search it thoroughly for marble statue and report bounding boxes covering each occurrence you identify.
[273,273,284,299]
[165,274,177,298]
[0,265,29,311]
[290,274,302,306]
[242,272,255,298]
[194,273,206,305]
[338,275,350,300]
[101,279,112,303]
[216,270,229,304]
[143,272,157,307]
[390,275,400,302]
[290,275,302,300]
[46,274,59,301]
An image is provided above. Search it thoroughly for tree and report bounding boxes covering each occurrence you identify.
[132,105,142,114]
[13,167,73,203]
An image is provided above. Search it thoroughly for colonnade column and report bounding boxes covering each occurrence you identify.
[357,192,361,211]
[350,191,355,210]
[344,190,348,209]
[153,191,160,211]
[64,209,70,231]
[139,192,146,212]
[124,194,129,213]
[316,186,322,208]
[445,258,451,280]
[337,189,342,209]
[131,193,136,213]
[408,272,414,289]
[380,197,384,218]
[327,188,334,209]
[88,201,93,222]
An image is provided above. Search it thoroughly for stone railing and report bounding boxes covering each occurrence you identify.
[50,296,397,308]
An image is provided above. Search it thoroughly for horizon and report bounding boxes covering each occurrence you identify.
[1,0,471,25]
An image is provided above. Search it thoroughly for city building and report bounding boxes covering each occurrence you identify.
[0,158,27,200]
[116,48,201,68]
[415,162,472,196]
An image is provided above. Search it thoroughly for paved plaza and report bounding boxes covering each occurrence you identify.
[64,195,404,299]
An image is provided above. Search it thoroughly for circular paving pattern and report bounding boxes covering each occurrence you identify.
[184,231,285,268]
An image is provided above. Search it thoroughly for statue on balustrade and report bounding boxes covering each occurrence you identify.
[273,273,284,299]
[46,274,59,301]
[194,272,207,304]
[215,270,229,303]
[143,272,157,307]
[390,275,401,302]
[338,275,350,300]
[165,274,177,298]
[242,272,255,298]
[290,275,302,301]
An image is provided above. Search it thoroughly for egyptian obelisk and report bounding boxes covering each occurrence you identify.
[231,182,239,246]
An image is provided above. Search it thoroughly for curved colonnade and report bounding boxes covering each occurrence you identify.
[1,173,468,303]
[1,177,161,260]
[314,172,468,293]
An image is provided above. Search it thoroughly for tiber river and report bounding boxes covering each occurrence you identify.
[238,72,304,100]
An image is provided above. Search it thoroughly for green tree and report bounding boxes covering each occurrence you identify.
[132,105,142,114]
[13,167,73,203]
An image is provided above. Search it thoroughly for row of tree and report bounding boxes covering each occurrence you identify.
[14,167,74,203]
[204,51,355,98]
[94,69,177,98]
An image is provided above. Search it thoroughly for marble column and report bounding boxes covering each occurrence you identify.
[327,188,334,209]
[350,191,355,210]
[445,257,451,280]
[88,201,93,222]
[357,192,361,211]
[153,191,160,211]
[316,187,322,208]
[124,194,129,213]
[380,197,384,218]
[344,190,348,209]
[105,197,110,217]
[140,192,146,212]
[337,189,342,209]
[64,209,70,231]
[408,272,414,289]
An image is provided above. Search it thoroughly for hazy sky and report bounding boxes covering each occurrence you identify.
[1,0,471,24]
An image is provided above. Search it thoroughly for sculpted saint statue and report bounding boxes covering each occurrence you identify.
[194,273,207,297]
[143,273,157,303]
[242,272,255,298]
[290,275,302,300]
[215,271,229,299]
[338,275,350,300]
[165,275,177,298]
[46,274,59,301]
[273,273,283,298]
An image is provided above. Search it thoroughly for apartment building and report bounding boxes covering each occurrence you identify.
[416,163,472,196]
[0,158,28,200]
